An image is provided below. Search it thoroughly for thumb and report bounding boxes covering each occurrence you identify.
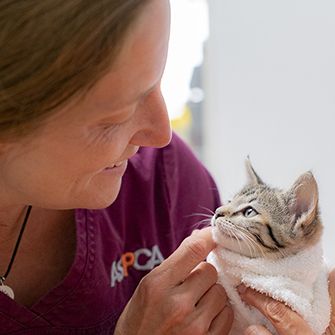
[157,227,215,284]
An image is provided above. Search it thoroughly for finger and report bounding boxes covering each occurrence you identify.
[244,325,272,335]
[179,262,218,304]
[239,286,314,335]
[325,269,335,334]
[329,269,335,322]
[195,283,228,326]
[208,305,234,335]
[159,227,216,284]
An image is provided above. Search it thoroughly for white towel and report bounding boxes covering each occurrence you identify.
[207,241,331,335]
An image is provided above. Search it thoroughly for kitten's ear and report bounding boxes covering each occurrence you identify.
[245,158,264,186]
[287,172,318,229]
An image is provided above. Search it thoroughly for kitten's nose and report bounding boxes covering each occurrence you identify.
[215,208,225,219]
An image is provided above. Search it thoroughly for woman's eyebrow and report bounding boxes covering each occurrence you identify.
[94,83,157,112]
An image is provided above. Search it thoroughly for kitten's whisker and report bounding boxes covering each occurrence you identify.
[227,224,244,254]
[237,230,258,258]
[237,227,267,258]
[226,224,259,259]
[224,225,236,245]
[224,226,233,240]
[235,230,255,257]
[235,229,252,254]
[274,245,286,259]
[198,205,215,215]
[242,226,285,259]
[197,218,212,225]
[186,213,214,219]
[221,222,259,258]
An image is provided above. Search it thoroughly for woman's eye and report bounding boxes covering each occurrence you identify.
[242,206,258,218]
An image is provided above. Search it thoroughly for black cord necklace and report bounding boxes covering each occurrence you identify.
[0,205,32,299]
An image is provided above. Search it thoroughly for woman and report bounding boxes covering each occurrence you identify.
[0,0,334,334]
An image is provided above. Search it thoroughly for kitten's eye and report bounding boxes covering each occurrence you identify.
[242,206,258,218]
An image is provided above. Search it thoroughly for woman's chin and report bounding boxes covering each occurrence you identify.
[89,191,121,209]
[73,181,122,210]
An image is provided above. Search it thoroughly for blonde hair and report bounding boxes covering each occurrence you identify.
[0,0,148,140]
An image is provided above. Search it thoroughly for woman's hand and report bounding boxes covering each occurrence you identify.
[114,228,233,335]
[325,269,335,335]
[239,268,335,335]
[238,285,314,334]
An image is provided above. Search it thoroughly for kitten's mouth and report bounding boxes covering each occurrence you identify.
[214,220,243,241]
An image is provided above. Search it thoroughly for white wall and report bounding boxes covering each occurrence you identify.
[204,0,335,264]
[162,0,209,120]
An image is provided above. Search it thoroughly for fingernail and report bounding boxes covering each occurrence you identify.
[245,325,259,335]
[266,300,285,320]
[237,284,247,295]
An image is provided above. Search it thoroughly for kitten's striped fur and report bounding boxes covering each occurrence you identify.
[212,160,322,259]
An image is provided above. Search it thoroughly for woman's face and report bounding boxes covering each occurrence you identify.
[0,0,171,209]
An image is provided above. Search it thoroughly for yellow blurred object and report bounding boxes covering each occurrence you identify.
[170,105,192,144]
[171,105,192,129]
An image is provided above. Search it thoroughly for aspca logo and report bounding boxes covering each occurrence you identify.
[111,245,164,287]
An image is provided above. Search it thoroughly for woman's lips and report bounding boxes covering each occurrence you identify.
[105,161,125,169]
[101,148,139,173]
[101,160,128,174]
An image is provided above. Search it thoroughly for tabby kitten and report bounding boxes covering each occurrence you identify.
[212,160,323,259]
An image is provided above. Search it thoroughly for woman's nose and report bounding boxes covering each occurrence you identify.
[131,89,172,148]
